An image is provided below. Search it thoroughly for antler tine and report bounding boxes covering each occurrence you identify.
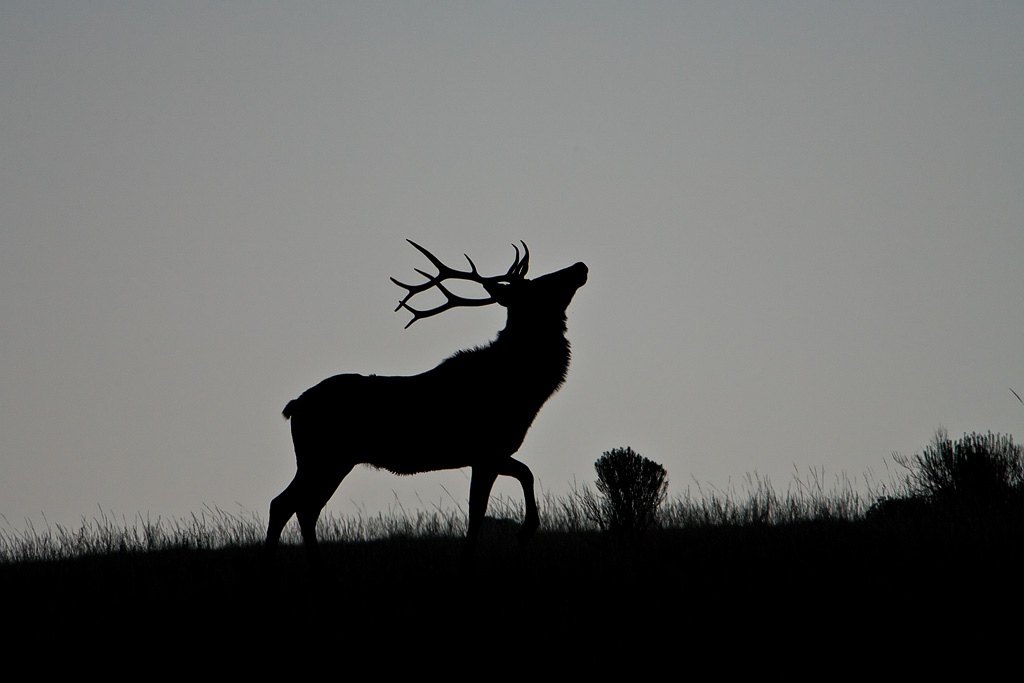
[514,241,529,278]
[391,240,533,327]
[499,241,530,280]
[404,239,478,279]
[390,271,436,311]
[390,245,479,310]
[396,288,494,328]
[392,240,501,327]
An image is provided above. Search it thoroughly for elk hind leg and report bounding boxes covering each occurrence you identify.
[265,463,351,566]
[295,464,352,566]
[265,477,301,560]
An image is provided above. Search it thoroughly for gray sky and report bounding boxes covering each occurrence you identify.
[2,2,1023,532]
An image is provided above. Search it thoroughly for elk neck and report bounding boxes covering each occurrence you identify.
[489,314,572,396]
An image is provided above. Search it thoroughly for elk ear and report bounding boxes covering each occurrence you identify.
[484,281,516,307]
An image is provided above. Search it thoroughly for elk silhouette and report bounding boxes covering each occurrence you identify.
[265,240,588,564]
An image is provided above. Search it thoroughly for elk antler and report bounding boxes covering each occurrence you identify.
[391,240,530,328]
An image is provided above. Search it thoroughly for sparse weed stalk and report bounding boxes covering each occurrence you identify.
[0,505,267,563]
[658,470,870,528]
[0,470,884,563]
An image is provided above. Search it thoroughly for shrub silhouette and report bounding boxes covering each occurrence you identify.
[894,428,1024,510]
[593,447,668,533]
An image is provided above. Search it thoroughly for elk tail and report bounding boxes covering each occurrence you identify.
[282,399,298,420]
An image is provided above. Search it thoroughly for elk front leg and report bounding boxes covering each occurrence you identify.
[464,466,498,560]
[498,457,539,545]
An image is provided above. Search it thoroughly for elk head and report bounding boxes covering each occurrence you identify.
[391,240,587,332]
